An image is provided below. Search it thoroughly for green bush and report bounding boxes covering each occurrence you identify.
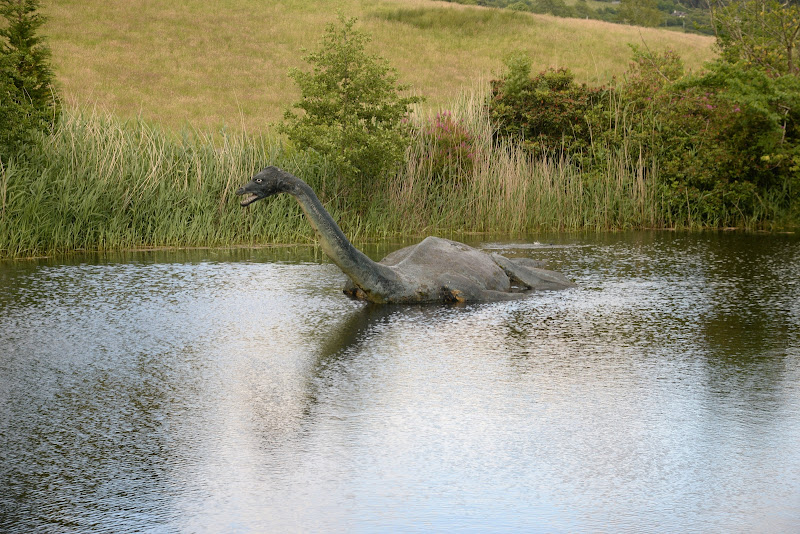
[489,56,607,158]
[654,58,798,224]
[607,48,765,222]
[280,15,421,210]
[489,46,800,227]
[617,0,664,27]
[0,60,42,158]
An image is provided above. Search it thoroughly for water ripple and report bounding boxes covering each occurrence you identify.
[1,232,799,532]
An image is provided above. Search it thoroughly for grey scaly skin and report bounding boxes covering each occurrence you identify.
[236,166,575,304]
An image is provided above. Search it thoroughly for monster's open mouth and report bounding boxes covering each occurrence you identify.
[239,193,260,207]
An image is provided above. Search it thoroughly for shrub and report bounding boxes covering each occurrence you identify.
[606,48,798,224]
[489,46,799,226]
[489,55,608,158]
[617,0,664,27]
[280,15,421,208]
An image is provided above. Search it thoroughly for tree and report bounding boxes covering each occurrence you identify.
[709,0,800,76]
[280,15,422,204]
[704,0,800,221]
[618,0,664,27]
[0,0,59,160]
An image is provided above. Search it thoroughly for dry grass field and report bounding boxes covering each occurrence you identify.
[42,0,715,132]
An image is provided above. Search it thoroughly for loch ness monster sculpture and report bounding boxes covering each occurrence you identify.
[236,166,575,303]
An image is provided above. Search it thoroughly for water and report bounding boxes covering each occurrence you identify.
[1,232,799,533]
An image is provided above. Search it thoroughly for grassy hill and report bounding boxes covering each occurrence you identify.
[43,0,715,132]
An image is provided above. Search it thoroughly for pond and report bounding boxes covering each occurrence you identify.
[1,231,799,532]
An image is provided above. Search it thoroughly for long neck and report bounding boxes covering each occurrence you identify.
[286,178,401,300]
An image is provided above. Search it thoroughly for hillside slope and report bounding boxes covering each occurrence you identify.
[43,0,715,131]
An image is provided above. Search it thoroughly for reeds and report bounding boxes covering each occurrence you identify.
[0,109,322,257]
[382,89,663,234]
[1,89,766,259]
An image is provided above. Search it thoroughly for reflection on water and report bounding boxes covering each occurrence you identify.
[1,232,799,532]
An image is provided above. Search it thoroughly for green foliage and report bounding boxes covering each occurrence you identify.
[0,60,40,158]
[280,15,421,207]
[533,0,575,18]
[0,102,665,259]
[697,0,800,223]
[395,93,663,233]
[619,52,797,224]
[489,45,800,227]
[618,0,664,27]
[501,51,532,96]
[623,45,685,94]
[5,82,795,258]
[0,0,59,161]
[710,0,800,76]
[489,54,607,157]
[0,109,333,257]
[677,60,800,209]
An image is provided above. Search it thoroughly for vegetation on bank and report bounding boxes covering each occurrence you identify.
[0,97,663,258]
[1,1,798,259]
[280,15,423,210]
[489,49,800,227]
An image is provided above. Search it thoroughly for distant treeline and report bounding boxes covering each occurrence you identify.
[441,0,714,34]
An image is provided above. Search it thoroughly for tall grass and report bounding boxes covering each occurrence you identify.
[382,90,663,234]
[0,90,695,259]
[0,109,326,257]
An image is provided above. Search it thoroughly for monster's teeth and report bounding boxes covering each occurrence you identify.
[240,194,258,206]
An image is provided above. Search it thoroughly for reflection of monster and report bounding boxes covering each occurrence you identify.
[237,167,575,303]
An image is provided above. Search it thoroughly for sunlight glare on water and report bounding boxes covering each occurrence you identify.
[1,232,799,532]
